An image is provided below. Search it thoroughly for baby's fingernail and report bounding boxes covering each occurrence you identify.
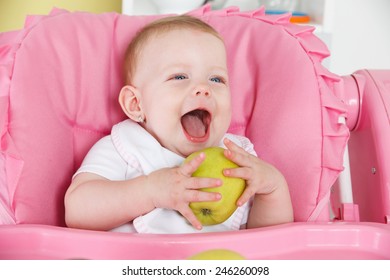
[215,193,222,200]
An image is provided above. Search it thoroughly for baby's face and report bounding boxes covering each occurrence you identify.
[132,28,231,157]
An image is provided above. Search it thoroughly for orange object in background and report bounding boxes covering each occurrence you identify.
[266,10,311,24]
[290,13,311,23]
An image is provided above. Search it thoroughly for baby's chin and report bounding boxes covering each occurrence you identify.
[176,147,200,158]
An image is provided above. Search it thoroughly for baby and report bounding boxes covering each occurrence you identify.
[64,15,293,233]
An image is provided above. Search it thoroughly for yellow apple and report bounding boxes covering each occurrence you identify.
[188,249,246,260]
[185,147,245,225]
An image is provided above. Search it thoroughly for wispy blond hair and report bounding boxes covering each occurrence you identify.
[123,15,223,84]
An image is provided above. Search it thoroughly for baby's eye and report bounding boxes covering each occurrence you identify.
[210,76,224,83]
[172,74,187,80]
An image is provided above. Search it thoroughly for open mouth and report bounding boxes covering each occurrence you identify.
[181,109,211,142]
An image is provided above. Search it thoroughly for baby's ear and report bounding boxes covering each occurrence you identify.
[118,86,144,122]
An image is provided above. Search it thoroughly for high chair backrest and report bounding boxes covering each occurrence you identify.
[0,6,349,226]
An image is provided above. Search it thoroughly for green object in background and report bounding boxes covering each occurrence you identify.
[0,0,122,32]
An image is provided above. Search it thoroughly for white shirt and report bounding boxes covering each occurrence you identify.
[75,119,257,234]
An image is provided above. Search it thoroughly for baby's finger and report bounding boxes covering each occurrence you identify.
[223,138,253,167]
[180,152,205,176]
[223,166,252,181]
[184,189,221,203]
[188,177,222,190]
[223,138,246,155]
[236,187,256,207]
[178,206,203,230]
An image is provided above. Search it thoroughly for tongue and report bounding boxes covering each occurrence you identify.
[181,113,206,138]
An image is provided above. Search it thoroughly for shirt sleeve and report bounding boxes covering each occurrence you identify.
[73,135,129,181]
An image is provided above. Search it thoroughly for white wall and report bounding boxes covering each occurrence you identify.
[328,0,390,75]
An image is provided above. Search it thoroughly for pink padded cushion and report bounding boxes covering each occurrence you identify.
[0,6,348,226]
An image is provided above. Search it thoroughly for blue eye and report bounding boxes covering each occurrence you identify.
[210,77,224,83]
[173,74,187,80]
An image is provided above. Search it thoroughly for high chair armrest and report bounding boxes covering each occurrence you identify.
[346,70,390,223]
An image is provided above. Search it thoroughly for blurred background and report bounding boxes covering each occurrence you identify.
[0,0,389,75]
[0,0,121,31]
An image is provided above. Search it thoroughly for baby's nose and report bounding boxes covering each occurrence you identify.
[195,90,210,97]
[194,85,211,97]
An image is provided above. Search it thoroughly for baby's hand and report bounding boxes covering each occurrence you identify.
[145,152,222,230]
[222,138,285,206]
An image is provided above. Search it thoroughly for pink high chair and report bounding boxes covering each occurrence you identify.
[0,5,389,259]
